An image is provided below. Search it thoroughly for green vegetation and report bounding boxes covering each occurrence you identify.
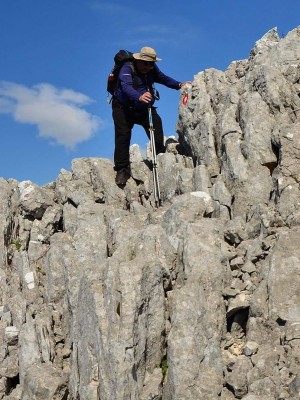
[161,359,168,378]
[12,239,22,251]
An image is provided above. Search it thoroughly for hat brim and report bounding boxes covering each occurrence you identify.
[133,53,161,62]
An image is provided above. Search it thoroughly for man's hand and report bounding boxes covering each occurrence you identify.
[139,92,152,103]
[179,81,192,88]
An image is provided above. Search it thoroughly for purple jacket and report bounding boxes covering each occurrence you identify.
[114,62,181,110]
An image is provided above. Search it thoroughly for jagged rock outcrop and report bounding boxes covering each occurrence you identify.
[1,26,300,399]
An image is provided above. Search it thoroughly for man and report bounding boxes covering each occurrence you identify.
[112,46,190,185]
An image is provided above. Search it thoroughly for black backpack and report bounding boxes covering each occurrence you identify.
[107,50,138,97]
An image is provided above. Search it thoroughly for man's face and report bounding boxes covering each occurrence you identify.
[136,60,155,74]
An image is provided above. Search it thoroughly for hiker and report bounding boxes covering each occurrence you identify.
[111,46,191,185]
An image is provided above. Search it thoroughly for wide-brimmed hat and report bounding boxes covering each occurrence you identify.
[133,47,161,62]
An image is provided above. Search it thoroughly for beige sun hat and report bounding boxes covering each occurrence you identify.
[133,46,161,62]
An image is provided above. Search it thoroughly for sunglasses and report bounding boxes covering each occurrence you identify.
[141,60,154,66]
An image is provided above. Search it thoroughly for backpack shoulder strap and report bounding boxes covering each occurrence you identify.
[127,62,138,90]
[114,61,138,94]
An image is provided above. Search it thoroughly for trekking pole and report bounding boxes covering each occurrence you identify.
[148,106,162,207]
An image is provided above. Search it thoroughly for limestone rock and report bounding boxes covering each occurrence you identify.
[21,364,68,400]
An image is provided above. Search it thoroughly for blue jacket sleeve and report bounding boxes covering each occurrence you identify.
[153,65,181,89]
[118,64,141,102]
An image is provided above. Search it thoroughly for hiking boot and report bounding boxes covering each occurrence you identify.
[115,167,130,186]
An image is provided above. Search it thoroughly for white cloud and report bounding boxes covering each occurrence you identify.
[0,81,102,149]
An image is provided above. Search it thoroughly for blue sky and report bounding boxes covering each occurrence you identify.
[1,0,299,185]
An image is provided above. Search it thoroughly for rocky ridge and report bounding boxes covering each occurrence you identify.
[1,26,300,399]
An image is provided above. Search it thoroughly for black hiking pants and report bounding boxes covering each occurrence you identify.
[112,99,165,171]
